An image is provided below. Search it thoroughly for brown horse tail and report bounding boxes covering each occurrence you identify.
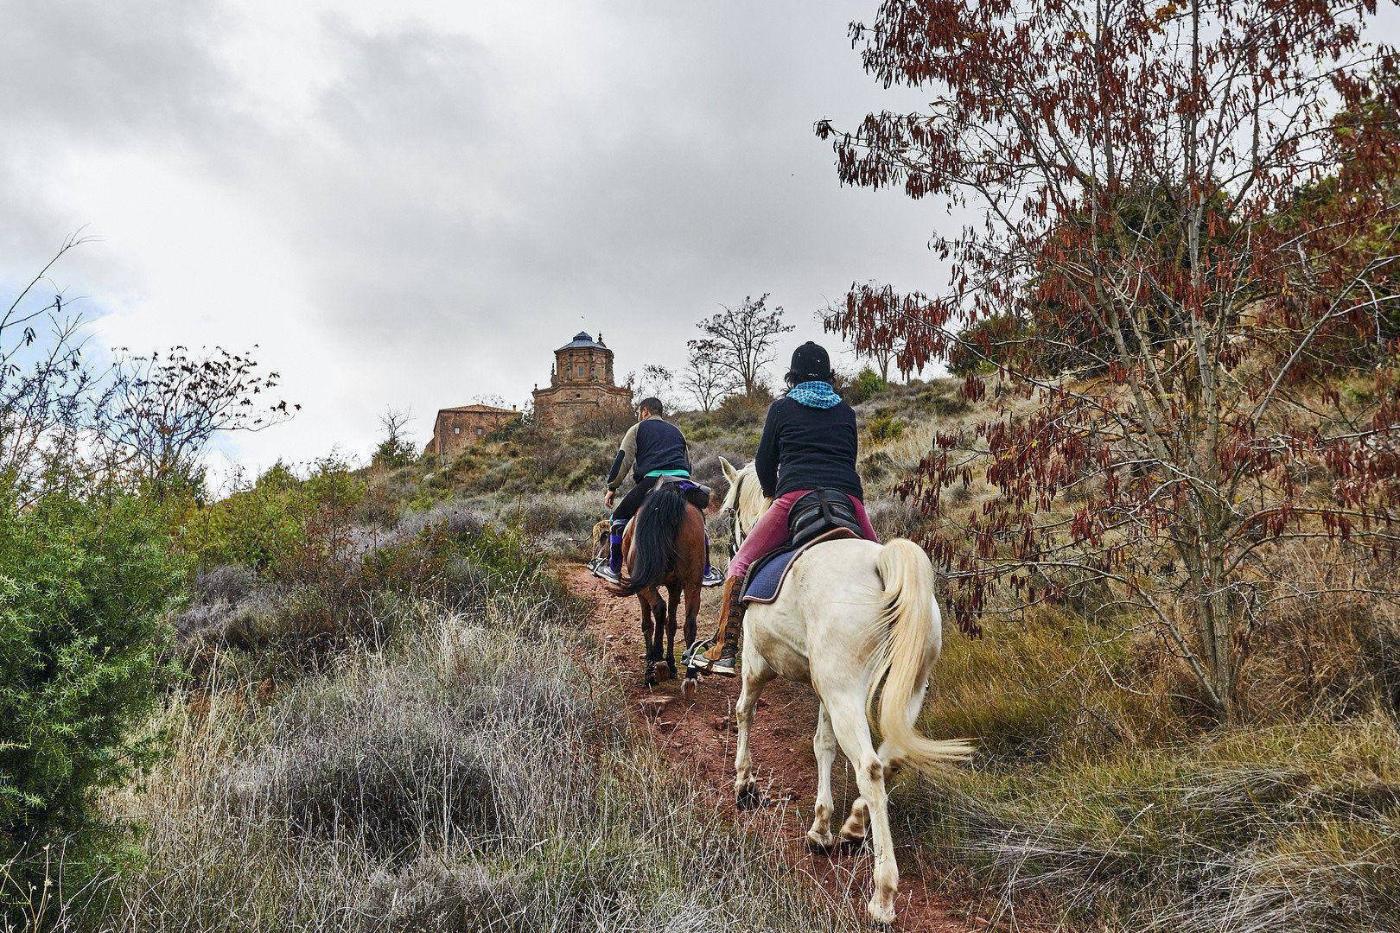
[867,539,974,774]
[613,484,686,596]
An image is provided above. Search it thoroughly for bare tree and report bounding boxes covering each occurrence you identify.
[681,347,741,412]
[105,346,297,491]
[0,234,111,500]
[688,294,793,397]
[373,406,416,467]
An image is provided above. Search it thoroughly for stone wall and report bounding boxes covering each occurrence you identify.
[531,384,631,430]
[431,407,521,458]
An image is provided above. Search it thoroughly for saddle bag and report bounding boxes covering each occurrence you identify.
[787,488,863,549]
[654,475,711,510]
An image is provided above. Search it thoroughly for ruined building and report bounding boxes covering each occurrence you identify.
[531,331,632,429]
[429,404,521,458]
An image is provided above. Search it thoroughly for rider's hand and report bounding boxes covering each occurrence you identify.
[604,489,615,509]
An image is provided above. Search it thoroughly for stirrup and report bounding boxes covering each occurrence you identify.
[682,637,714,669]
[709,653,738,677]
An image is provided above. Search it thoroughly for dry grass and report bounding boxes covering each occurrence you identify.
[17,580,858,933]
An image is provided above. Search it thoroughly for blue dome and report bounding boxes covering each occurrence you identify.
[557,331,609,351]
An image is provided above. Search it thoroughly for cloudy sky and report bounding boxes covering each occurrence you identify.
[0,0,944,477]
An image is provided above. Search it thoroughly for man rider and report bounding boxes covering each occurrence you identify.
[591,396,725,587]
[687,341,878,676]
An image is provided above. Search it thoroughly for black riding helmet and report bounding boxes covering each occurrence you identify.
[784,341,834,386]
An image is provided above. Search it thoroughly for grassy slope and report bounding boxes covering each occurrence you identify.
[51,376,1396,932]
[851,380,1400,931]
[91,600,857,932]
[406,378,1400,931]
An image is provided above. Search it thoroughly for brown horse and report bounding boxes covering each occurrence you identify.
[610,482,706,690]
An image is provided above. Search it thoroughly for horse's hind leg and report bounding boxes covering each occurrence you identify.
[650,593,670,682]
[807,702,838,849]
[680,581,701,698]
[663,587,680,678]
[639,595,659,687]
[733,635,773,810]
[827,693,899,925]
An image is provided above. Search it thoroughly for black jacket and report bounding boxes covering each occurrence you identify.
[754,396,862,500]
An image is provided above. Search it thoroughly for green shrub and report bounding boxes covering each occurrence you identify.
[865,411,905,444]
[0,487,186,907]
[177,462,314,571]
[844,366,888,405]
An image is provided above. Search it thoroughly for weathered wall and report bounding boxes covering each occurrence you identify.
[431,408,521,458]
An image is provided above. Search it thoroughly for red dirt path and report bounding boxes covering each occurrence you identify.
[563,565,993,932]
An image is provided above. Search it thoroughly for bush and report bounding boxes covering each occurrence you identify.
[712,390,772,429]
[843,366,888,405]
[0,488,186,907]
[864,411,904,444]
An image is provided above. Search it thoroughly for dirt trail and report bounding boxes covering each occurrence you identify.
[563,565,988,932]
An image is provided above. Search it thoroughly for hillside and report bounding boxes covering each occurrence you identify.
[8,374,1397,932]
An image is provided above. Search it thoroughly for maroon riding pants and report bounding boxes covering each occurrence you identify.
[726,489,878,581]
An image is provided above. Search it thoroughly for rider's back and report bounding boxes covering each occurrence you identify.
[632,417,689,481]
[756,396,862,499]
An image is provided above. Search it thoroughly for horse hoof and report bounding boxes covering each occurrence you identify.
[866,900,895,928]
[736,784,761,811]
[681,677,697,699]
[839,831,868,851]
[806,829,836,851]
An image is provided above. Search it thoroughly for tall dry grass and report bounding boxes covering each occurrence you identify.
[19,584,858,933]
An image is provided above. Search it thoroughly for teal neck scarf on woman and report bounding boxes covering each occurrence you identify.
[786,380,841,409]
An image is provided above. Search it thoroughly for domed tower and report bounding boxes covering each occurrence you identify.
[550,331,615,388]
[532,331,632,430]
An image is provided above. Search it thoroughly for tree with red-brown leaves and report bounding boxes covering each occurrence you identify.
[817,0,1400,718]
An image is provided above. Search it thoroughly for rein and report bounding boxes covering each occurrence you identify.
[729,470,747,557]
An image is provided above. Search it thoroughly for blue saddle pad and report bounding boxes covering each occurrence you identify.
[742,548,800,603]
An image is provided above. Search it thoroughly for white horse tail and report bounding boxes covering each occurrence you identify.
[869,539,974,774]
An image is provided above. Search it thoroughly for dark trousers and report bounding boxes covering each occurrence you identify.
[612,475,659,525]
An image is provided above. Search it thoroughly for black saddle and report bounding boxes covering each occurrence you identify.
[787,488,864,547]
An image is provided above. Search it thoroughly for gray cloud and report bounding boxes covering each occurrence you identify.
[0,0,947,471]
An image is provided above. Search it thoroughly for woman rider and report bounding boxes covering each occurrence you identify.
[688,341,878,676]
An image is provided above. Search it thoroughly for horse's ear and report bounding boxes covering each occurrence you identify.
[720,457,738,483]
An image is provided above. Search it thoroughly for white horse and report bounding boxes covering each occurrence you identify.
[716,457,972,925]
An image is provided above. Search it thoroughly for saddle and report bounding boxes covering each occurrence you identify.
[652,474,712,510]
[741,488,865,604]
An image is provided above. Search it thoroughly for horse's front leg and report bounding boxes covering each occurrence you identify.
[733,635,772,809]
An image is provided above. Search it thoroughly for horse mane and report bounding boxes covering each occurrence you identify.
[720,458,770,547]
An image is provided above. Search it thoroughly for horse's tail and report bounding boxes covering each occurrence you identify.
[868,539,974,774]
[612,485,686,596]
